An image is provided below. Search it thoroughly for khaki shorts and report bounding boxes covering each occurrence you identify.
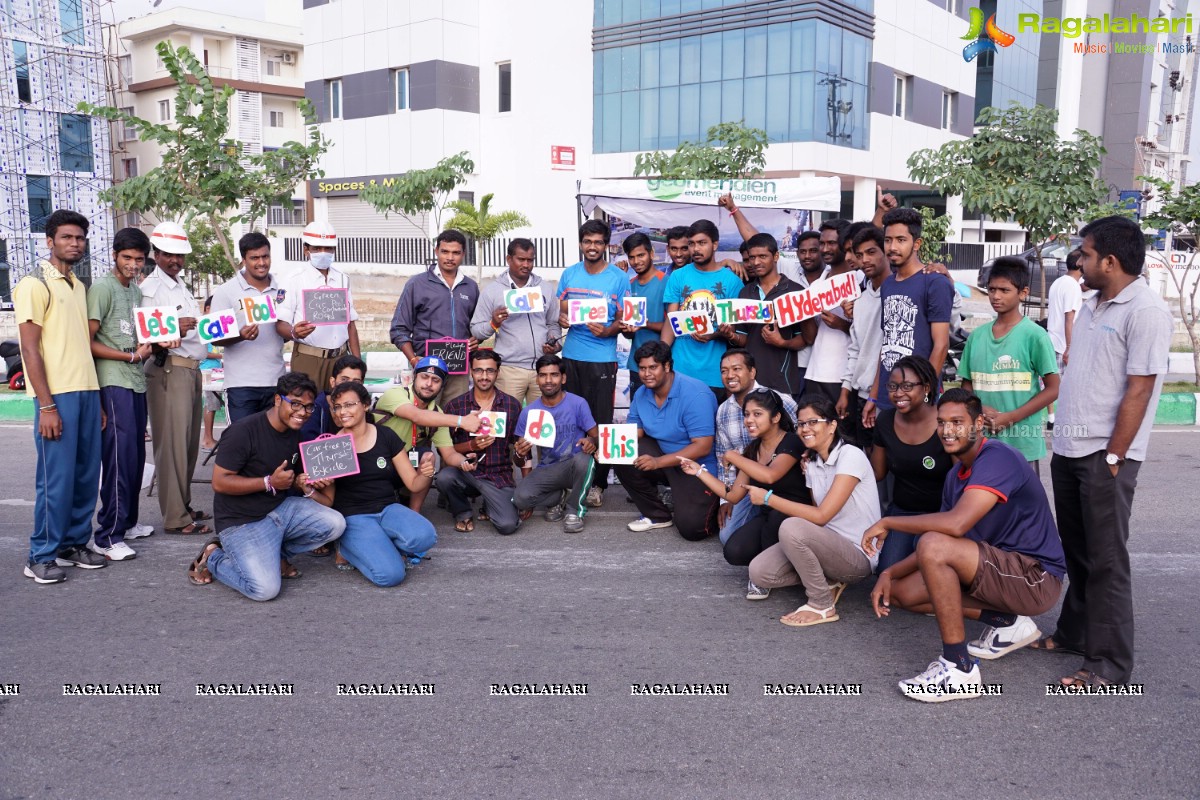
[968,541,1063,617]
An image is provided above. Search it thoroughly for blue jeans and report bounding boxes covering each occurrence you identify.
[719,495,759,545]
[31,390,101,563]
[876,504,923,574]
[226,386,277,424]
[208,496,345,601]
[339,503,437,587]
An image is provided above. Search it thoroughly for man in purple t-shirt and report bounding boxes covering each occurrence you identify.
[861,389,1065,703]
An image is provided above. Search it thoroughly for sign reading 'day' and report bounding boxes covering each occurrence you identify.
[567,298,609,326]
[622,297,648,329]
[299,432,361,481]
[133,306,181,344]
[503,287,545,315]
[302,288,350,326]
[597,424,638,464]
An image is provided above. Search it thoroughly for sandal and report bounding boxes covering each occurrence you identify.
[188,508,213,522]
[780,603,840,627]
[281,559,301,579]
[454,518,475,532]
[187,539,220,585]
[165,522,213,536]
[1059,669,1092,688]
[1029,635,1083,656]
[308,544,333,558]
[828,581,847,607]
[477,507,490,522]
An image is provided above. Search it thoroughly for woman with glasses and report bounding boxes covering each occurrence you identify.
[679,388,810,600]
[745,395,881,627]
[870,355,952,573]
[304,381,438,586]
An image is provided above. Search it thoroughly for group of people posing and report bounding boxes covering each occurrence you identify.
[15,198,1172,701]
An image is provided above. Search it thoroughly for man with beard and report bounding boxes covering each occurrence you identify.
[436,349,525,535]
[16,209,107,582]
[618,232,667,395]
[865,208,953,426]
[615,341,720,540]
[87,227,156,561]
[838,226,888,449]
[141,221,209,536]
[187,372,346,600]
[804,221,867,405]
[512,355,599,534]
[661,220,742,401]
[470,238,561,405]
[862,389,1065,701]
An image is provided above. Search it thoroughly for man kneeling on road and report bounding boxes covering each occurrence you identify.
[614,341,720,540]
[188,372,346,600]
[862,388,1065,702]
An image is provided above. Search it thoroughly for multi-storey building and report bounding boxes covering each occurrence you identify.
[0,0,114,297]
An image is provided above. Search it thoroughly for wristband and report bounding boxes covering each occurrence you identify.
[39,404,57,411]
[129,352,137,363]
[763,489,774,505]
[491,320,501,331]
[456,415,462,429]
[303,488,316,498]
[263,475,276,495]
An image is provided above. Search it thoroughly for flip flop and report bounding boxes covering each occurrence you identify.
[187,538,220,585]
[476,507,490,522]
[780,603,840,627]
[454,518,475,532]
[281,559,301,579]
[1029,635,1083,656]
[165,522,213,536]
[189,508,213,522]
[1059,669,1092,688]
[308,544,333,558]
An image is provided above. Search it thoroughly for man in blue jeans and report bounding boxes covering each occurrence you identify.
[188,372,345,601]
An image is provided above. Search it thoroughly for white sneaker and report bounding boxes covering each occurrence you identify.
[627,516,673,532]
[899,657,983,703]
[745,579,770,600]
[88,540,137,561]
[125,523,154,539]
[968,615,1041,660]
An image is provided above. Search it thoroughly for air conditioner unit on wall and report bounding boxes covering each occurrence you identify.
[282,52,294,64]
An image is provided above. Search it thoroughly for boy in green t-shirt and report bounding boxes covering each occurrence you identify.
[960,257,1060,470]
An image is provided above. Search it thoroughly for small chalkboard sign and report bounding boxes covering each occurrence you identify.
[299,432,361,481]
[425,338,469,375]
[302,288,350,326]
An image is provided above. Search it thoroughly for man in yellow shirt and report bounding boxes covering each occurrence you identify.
[14,209,107,583]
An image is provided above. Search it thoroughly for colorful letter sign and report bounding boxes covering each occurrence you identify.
[196,309,239,344]
[240,295,279,324]
[474,411,507,438]
[522,408,557,449]
[772,272,861,328]
[597,424,638,464]
[567,298,608,326]
[622,296,648,329]
[666,310,713,338]
[133,306,181,344]
[715,299,774,326]
[504,287,545,314]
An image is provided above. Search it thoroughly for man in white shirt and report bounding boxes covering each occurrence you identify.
[140,221,211,535]
[276,221,360,389]
[1046,249,1083,372]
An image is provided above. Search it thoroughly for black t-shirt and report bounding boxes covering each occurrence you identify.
[871,409,952,512]
[214,411,301,532]
[744,431,811,504]
[332,423,406,517]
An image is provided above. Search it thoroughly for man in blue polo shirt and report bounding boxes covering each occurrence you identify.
[861,388,1065,702]
[614,340,720,541]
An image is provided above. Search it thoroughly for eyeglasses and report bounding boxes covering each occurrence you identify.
[796,418,829,429]
[471,368,498,376]
[886,381,923,393]
[279,395,316,414]
[331,401,362,413]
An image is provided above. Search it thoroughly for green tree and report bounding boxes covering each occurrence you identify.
[633,121,768,179]
[442,193,531,282]
[907,103,1115,313]
[1140,175,1198,382]
[78,41,328,274]
[359,152,475,236]
[917,206,955,266]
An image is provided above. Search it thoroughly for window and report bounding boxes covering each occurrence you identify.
[14,41,30,103]
[59,114,93,172]
[59,0,84,46]
[946,0,962,14]
[498,62,511,112]
[458,191,475,205]
[941,91,956,130]
[266,59,282,76]
[118,54,132,84]
[27,176,52,233]
[392,68,409,111]
[121,158,138,179]
[269,110,285,127]
[894,73,913,119]
[119,106,137,140]
[328,79,342,120]
[158,99,171,121]
[267,199,305,226]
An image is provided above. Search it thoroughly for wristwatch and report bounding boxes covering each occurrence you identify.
[1104,452,1125,467]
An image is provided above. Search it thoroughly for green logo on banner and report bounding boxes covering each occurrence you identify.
[646,180,686,200]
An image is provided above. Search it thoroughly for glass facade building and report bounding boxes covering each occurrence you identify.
[593,0,874,153]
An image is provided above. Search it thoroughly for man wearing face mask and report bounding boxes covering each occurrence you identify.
[277,221,360,389]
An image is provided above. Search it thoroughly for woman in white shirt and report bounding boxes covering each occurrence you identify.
[747,395,881,627]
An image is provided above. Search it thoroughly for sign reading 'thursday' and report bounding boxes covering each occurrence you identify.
[715,299,774,325]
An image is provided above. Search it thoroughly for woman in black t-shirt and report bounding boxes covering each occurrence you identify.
[680,388,810,599]
[870,356,953,573]
[305,382,440,587]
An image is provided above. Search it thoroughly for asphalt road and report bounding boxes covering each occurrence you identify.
[0,423,1197,800]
